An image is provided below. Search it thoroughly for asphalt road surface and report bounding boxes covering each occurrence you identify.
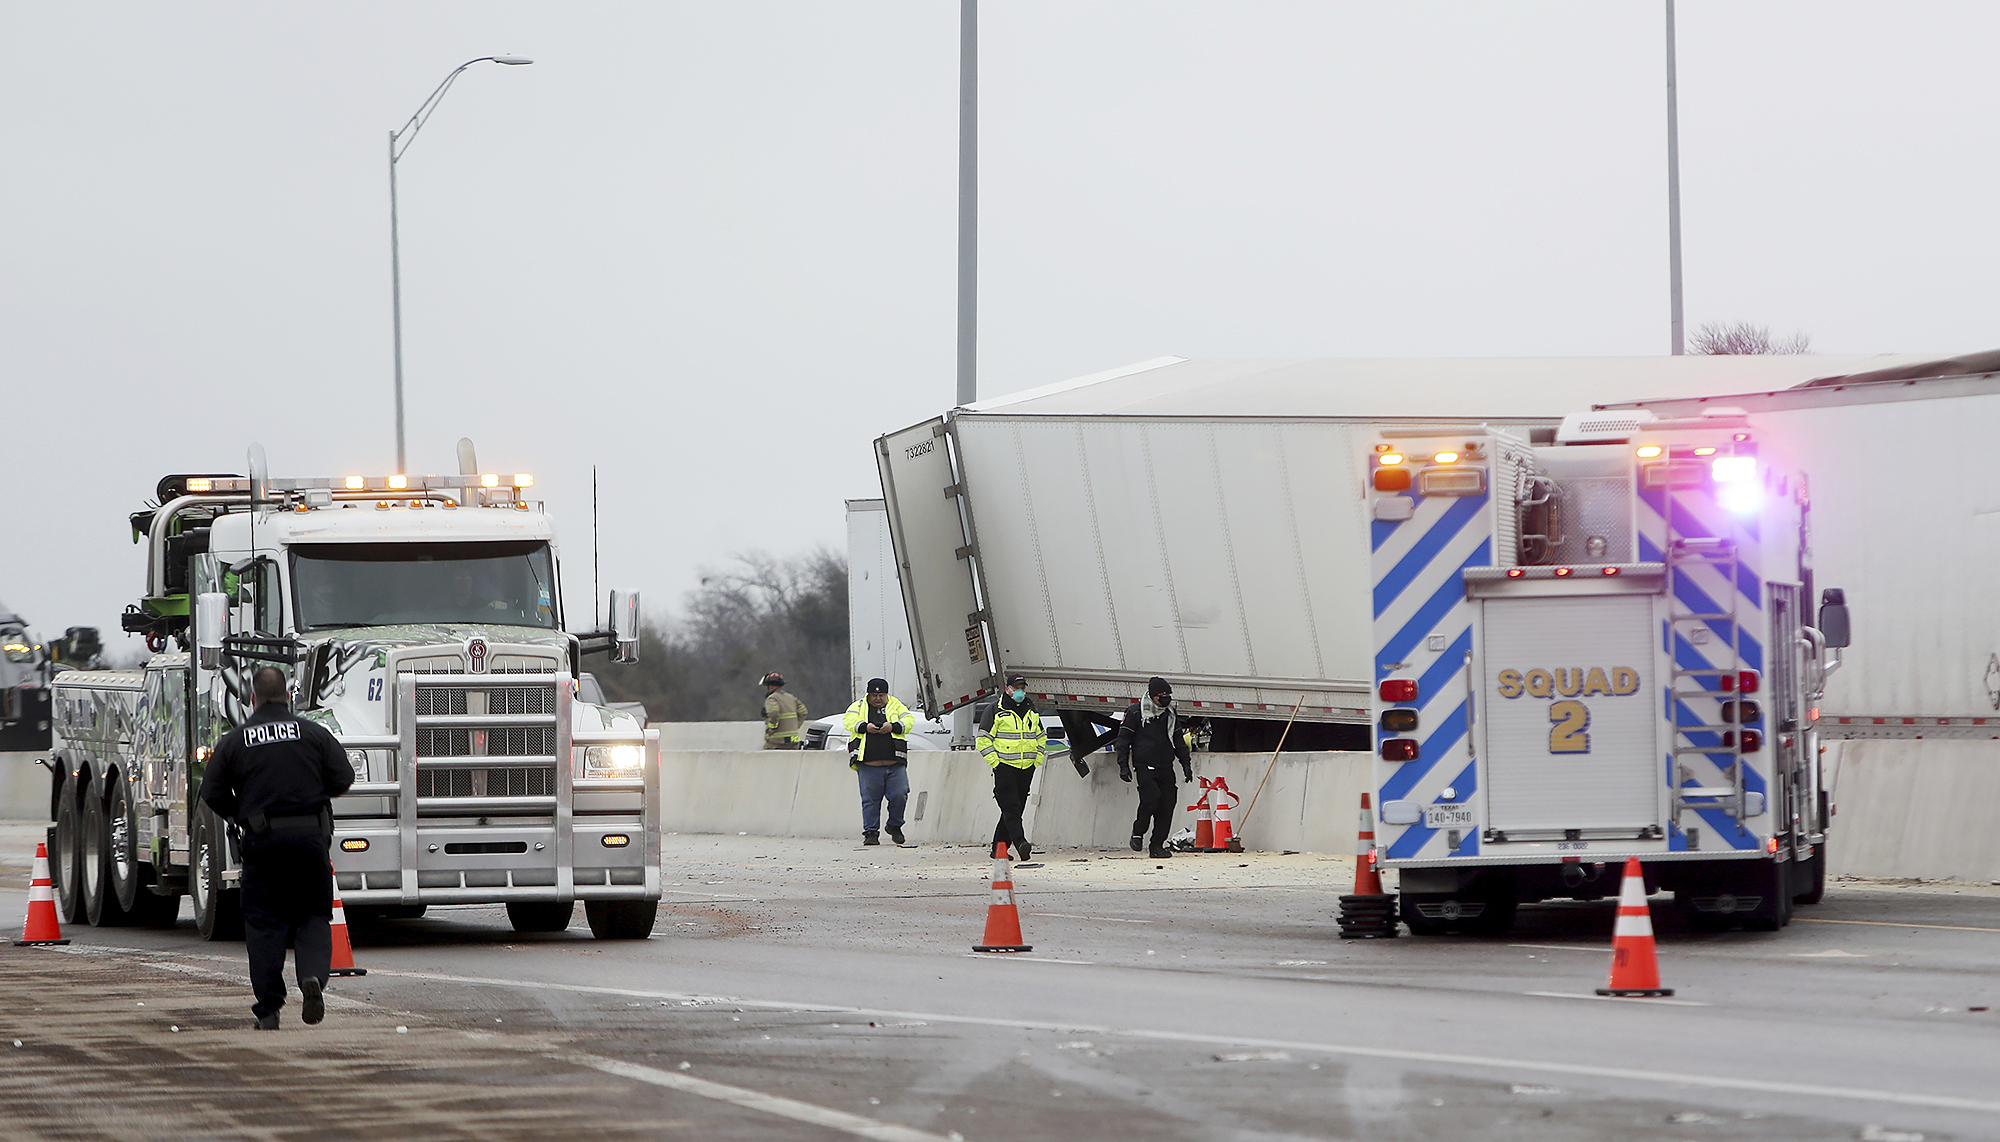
[3,832,1997,1141]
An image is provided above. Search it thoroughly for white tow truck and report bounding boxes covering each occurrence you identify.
[44,446,662,939]
[1364,409,1850,932]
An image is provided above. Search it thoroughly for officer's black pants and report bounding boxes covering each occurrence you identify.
[239,827,335,1020]
[991,764,1035,855]
[1133,773,1178,851]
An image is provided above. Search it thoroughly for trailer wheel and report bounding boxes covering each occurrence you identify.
[51,770,85,924]
[191,805,243,941]
[83,788,135,927]
[1792,844,1826,906]
[505,901,575,933]
[585,899,658,940]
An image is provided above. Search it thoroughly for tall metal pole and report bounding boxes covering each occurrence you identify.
[1665,0,1685,355]
[956,0,978,406]
[389,131,408,472]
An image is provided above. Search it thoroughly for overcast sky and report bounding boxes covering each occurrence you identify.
[3,2,1995,652]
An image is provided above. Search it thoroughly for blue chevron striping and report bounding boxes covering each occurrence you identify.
[1669,570,1764,670]
[1376,540,1491,673]
[1371,518,1400,552]
[1384,758,1479,859]
[1373,494,1487,619]
[1380,699,1466,803]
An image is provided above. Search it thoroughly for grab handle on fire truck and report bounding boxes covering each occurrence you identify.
[1462,648,1476,760]
[1798,626,1827,699]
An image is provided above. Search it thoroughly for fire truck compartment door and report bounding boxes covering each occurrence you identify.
[1480,594,1659,832]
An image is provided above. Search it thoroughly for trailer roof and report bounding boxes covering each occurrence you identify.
[962,353,1954,419]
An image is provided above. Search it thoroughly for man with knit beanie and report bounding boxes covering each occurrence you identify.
[1116,676,1193,859]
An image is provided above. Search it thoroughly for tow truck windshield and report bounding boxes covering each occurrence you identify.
[292,541,559,630]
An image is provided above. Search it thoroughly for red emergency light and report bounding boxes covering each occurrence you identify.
[1717,670,1760,695]
[1379,679,1418,703]
[1380,738,1420,762]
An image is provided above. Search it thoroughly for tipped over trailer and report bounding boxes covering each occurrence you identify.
[874,354,1912,770]
[45,446,660,940]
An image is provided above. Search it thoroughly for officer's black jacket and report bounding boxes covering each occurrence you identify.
[1116,700,1192,777]
[198,702,355,825]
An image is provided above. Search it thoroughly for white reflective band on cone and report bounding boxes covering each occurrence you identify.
[1613,912,1655,938]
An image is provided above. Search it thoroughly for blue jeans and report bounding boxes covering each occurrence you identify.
[856,763,909,834]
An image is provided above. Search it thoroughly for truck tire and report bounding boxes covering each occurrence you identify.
[585,899,658,940]
[51,770,86,924]
[506,901,575,933]
[191,805,244,941]
[83,787,135,927]
[1792,844,1826,906]
[106,777,176,927]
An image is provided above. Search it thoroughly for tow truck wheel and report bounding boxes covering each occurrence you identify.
[83,787,136,927]
[51,769,85,924]
[585,899,658,940]
[191,805,243,941]
[505,901,575,933]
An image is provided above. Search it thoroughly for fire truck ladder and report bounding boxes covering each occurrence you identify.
[1667,536,1748,828]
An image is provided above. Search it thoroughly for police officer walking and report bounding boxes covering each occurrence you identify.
[1117,676,1193,859]
[978,673,1046,862]
[762,672,808,749]
[198,666,355,1030]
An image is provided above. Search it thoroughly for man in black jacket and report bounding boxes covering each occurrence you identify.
[1116,676,1193,859]
[198,666,355,1030]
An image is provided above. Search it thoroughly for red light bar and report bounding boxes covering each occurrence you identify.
[1553,567,1573,578]
[1380,738,1419,762]
[1601,566,1620,576]
[1505,568,1526,578]
[1379,679,1418,703]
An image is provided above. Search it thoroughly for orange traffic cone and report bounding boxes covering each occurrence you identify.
[327,863,366,977]
[1186,781,1214,851]
[972,842,1032,953]
[1597,858,1672,997]
[1352,792,1384,895]
[15,842,71,946]
[1210,778,1241,853]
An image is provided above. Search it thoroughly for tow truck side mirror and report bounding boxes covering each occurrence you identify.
[1819,588,1851,648]
[609,590,641,665]
[196,592,229,669]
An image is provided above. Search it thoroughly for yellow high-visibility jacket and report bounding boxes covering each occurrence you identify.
[843,696,915,766]
[977,702,1046,770]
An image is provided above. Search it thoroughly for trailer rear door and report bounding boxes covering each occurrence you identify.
[876,419,993,713]
[1480,594,1660,832]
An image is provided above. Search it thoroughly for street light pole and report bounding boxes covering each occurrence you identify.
[388,56,533,473]
[1665,1,1685,355]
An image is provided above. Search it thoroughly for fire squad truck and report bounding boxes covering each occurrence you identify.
[44,446,661,940]
[1365,408,1850,933]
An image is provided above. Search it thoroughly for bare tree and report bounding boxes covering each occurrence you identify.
[591,548,850,724]
[1689,320,1811,355]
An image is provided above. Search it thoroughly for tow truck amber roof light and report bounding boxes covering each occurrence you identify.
[480,473,501,488]
[388,474,409,490]
[344,475,365,490]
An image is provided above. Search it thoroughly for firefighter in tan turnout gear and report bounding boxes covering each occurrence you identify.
[762,672,808,749]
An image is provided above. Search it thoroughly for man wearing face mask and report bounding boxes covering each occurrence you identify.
[978,673,1046,862]
[1117,676,1193,859]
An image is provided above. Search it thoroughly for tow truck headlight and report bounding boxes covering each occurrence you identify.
[582,744,644,776]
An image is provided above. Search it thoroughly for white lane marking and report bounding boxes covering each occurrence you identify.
[369,967,2000,1116]
[556,1051,955,1142]
[962,954,1095,965]
[1791,949,1875,958]
[1521,990,1710,1007]
[1795,917,2000,934]
[1033,912,1153,923]
[1508,944,1606,953]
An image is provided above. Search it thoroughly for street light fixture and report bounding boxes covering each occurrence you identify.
[388,56,534,473]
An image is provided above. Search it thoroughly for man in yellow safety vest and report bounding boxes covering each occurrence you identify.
[978,673,1047,862]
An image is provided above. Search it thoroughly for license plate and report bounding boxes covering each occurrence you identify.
[1424,803,1475,829]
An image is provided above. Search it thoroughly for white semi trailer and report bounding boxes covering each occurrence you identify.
[44,446,661,940]
[873,354,1923,766]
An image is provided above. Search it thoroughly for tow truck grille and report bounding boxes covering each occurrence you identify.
[417,767,556,798]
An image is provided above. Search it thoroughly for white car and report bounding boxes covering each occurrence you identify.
[802,710,1074,757]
